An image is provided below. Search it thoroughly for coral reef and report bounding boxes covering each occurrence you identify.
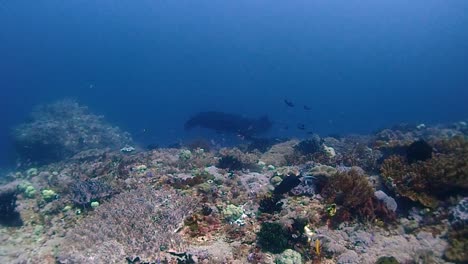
[218,147,260,171]
[313,224,448,263]
[0,121,465,263]
[321,168,396,225]
[69,179,113,207]
[57,186,196,263]
[260,140,299,167]
[381,136,468,208]
[12,100,132,165]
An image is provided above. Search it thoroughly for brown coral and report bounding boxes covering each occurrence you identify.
[321,168,378,222]
[322,168,374,209]
[444,227,468,263]
[381,136,468,208]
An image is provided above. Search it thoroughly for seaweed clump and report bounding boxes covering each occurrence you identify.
[0,190,23,227]
[381,136,468,208]
[258,195,283,214]
[218,155,244,171]
[257,222,290,253]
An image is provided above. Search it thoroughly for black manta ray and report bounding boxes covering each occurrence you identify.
[184,111,272,137]
[284,99,294,107]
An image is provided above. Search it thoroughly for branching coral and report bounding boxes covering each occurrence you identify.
[57,187,196,263]
[69,179,113,207]
[320,168,393,223]
[381,136,468,208]
[322,169,374,210]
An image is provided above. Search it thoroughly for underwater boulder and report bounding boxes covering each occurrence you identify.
[12,100,133,165]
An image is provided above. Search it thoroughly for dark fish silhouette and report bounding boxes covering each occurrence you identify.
[185,111,272,137]
[304,105,311,110]
[297,123,306,130]
[274,174,301,195]
[284,99,294,107]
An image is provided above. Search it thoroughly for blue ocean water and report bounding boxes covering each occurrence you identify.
[1,0,467,167]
